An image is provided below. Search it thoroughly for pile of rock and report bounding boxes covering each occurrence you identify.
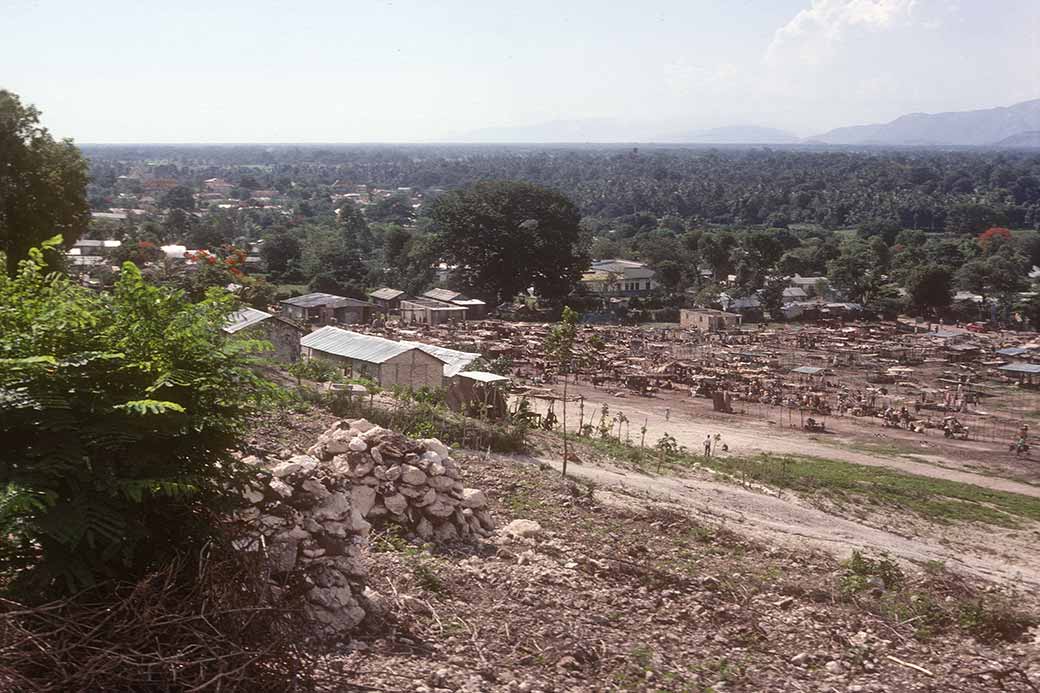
[236,419,493,633]
[306,418,495,542]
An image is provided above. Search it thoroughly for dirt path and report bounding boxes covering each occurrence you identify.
[520,385,1040,499]
[511,451,1040,590]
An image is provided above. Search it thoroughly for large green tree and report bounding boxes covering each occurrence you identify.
[0,90,90,275]
[906,264,953,317]
[427,181,587,303]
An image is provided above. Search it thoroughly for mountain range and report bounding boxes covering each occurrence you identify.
[453,98,1040,147]
[809,98,1040,146]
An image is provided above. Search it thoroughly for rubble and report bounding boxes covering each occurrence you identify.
[237,420,495,634]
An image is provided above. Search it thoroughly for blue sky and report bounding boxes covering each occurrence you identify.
[3,0,1037,142]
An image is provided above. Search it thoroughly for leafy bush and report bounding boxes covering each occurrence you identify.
[287,356,342,383]
[0,243,275,598]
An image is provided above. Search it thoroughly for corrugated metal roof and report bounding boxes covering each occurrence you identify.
[302,326,441,364]
[996,347,1029,356]
[282,292,374,309]
[424,288,462,302]
[452,298,486,306]
[457,371,510,383]
[999,363,1040,374]
[400,340,480,377]
[792,366,824,375]
[224,307,272,334]
[369,287,405,300]
[401,297,467,311]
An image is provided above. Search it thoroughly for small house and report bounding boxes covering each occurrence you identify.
[300,327,446,389]
[367,287,407,312]
[423,288,488,318]
[446,371,511,418]
[400,297,469,325]
[280,292,377,326]
[680,308,742,332]
[998,363,1040,386]
[223,307,306,362]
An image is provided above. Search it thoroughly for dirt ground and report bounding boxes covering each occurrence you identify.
[333,450,1040,693]
[519,381,1040,495]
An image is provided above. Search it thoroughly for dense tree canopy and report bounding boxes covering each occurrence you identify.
[0,90,90,275]
[427,181,588,303]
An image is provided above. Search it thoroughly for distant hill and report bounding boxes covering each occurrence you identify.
[655,125,799,144]
[993,130,1040,148]
[811,98,1040,146]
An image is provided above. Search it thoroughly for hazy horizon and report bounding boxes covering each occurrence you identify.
[4,0,1039,143]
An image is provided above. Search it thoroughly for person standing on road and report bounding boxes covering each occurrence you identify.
[703,435,712,458]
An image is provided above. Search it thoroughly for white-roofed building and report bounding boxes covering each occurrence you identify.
[300,327,446,389]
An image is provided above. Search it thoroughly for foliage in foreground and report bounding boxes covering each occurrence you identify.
[0,242,275,598]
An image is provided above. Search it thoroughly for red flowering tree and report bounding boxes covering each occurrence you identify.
[978,227,1012,250]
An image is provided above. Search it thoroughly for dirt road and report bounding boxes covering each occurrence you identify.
[514,450,1040,590]
[520,384,1040,499]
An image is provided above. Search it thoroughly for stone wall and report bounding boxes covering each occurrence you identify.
[237,420,493,634]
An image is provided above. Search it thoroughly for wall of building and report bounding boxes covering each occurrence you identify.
[378,350,444,389]
[400,303,465,325]
[263,320,303,362]
[333,306,370,325]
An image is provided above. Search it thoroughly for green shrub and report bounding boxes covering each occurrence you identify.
[0,244,276,598]
[287,357,342,383]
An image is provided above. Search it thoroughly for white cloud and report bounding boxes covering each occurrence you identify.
[765,0,938,67]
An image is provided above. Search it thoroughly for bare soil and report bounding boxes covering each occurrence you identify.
[328,450,1040,692]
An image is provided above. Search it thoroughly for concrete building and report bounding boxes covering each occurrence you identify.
[400,297,468,325]
[300,327,447,389]
[680,308,742,332]
[280,293,377,326]
[423,288,489,318]
[223,307,306,363]
[580,259,657,298]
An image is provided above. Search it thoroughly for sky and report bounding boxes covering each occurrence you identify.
[2,0,1038,142]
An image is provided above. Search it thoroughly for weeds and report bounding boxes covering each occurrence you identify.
[841,551,905,595]
[837,551,1037,643]
[413,562,444,594]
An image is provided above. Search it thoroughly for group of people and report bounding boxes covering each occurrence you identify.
[703,433,727,457]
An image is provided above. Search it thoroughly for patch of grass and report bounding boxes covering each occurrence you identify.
[629,644,653,669]
[708,453,1040,527]
[503,482,546,514]
[838,439,922,458]
[413,561,444,593]
[573,430,1040,526]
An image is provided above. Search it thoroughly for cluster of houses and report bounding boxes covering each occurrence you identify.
[222,296,509,415]
[67,237,263,275]
[681,274,864,330]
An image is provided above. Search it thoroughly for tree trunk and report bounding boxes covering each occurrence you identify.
[561,376,569,478]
